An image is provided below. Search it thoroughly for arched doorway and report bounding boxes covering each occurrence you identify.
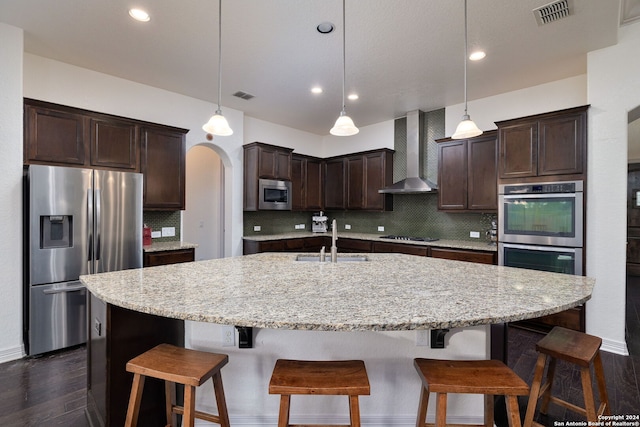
[184,144,225,260]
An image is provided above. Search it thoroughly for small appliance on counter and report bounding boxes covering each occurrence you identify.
[486,219,497,246]
[312,211,328,233]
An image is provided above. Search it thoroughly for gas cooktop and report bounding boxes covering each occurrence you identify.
[379,235,439,242]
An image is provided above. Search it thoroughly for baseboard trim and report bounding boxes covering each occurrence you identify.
[0,345,24,363]
[601,337,629,355]
[194,413,483,426]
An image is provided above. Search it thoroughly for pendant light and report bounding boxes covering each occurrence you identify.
[451,0,482,140]
[330,0,359,136]
[202,0,233,136]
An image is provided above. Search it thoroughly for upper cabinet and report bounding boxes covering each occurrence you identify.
[291,154,323,211]
[141,125,187,210]
[323,157,346,210]
[437,131,497,212]
[496,106,588,182]
[244,142,294,211]
[24,99,188,210]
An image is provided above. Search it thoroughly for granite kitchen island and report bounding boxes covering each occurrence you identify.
[80,253,594,426]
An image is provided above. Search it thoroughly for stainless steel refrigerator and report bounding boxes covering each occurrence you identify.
[24,164,142,356]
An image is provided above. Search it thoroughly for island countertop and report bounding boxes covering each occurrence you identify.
[80,252,593,331]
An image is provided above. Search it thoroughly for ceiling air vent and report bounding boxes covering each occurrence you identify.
[533,0,571,25]
[233,91,255,100]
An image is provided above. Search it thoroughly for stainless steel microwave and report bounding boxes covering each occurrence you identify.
[259,179,292,210]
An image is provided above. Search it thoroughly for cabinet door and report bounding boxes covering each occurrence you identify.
[291,156,305,211]
[257,146,278,179]
[90,118,139,171]
[438,140,467,210]
[24,103,88,166]
[346,155,365,210]
[141,127,186,210]
[498,122,537,179]
[143,249,194,267]
[430,247,496,265]
[467,134,497,211]
[276,150,292,180]
[372,241,428,256]
[538,112,585,176]
[324,158,345,210]
[305,158,323,211]
[364,152,391,211]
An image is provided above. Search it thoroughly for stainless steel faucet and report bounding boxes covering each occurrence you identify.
[331,219,338,262]
[320,246,326,262]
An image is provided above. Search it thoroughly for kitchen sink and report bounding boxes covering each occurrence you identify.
[295,255,368,262]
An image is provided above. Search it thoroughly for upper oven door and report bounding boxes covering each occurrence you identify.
[498,191,583,247]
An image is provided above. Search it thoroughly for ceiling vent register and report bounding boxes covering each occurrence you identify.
[233,91,255,100]
[533,0,571,25]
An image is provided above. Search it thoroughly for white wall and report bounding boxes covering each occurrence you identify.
[585,20,640,355]
[245,116,324,157]
[322,120,394,157]
[0,24,24,362]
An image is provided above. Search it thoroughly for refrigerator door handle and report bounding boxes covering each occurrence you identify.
[87,188,94,262]
[95,189,101,261]
[43,284,86,294]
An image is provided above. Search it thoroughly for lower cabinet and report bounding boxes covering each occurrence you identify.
[143,248,195,267]
[372,241,428,257]
[430,247,496,265]
[336,238,373,253]
[243,237,331,255]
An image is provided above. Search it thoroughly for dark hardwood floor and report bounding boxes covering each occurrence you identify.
[1,277,639,426]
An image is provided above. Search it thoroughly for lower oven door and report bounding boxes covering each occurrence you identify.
[498,243,583,275]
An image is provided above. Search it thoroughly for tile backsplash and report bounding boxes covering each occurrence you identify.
[143,211,181,242]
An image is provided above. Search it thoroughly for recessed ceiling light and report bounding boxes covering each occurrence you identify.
[311,86,323,94]
[347,93,359,101]
[129,8,150,22]
[317,22,334,34]
[469,51,486,61]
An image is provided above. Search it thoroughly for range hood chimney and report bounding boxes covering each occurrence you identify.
[379,110,438,194]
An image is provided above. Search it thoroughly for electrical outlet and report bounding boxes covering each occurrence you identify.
[469,231,480,238]
[416,330,430,346]
[299,224,305,229]
[151,231,162,238]
[345,224,352,230]
[222,325,235,347]
[294,224,300,230]
[254,225,261,232]
[378,226,385,232]
[162,227,175,237]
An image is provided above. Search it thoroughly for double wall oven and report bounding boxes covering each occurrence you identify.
[498,180,584,275]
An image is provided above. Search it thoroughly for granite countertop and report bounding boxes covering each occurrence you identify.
[80,252,592,331]
[243,232,497,252]
[143,241,198,253]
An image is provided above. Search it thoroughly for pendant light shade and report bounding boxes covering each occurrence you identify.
[330,0,358,136]
[452,0,482,140]
[202,0,233,137]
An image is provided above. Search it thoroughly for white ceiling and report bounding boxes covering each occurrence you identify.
[1,0,639,135]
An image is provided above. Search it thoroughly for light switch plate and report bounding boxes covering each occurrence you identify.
[345,224,352,230]
[378,226,385,232]
[162,227,176,237]
[254,225,261,232]
[470,231,480,238]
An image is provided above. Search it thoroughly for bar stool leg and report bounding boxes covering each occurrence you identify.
[580,366,598,422]
[164,380,177,427]
[505,395,523,427]
[523,353,547,427]
[415,385,429,427]
[183,385,196,427]
[539,357,557,415]
[484,394,495,427]
[593,352,611,416]
[212,372,231,427]
[435,392,447,427]
[349,395,361,427]
[277,395,291,427]
[124,373,146,427]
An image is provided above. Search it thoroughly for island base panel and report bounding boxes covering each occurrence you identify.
[86,293,184,427]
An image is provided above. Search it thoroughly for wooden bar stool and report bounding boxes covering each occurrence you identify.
[414,358,530,427]
[268,359,370,427]
[124,343,231,427]
[523,327,611,427]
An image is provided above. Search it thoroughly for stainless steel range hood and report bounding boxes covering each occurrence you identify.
[379,110,438,194]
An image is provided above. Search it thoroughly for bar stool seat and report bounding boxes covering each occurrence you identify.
[523,326,611,427]
[414,358,530,427]
[268,359,370,427]
[124,343,231,427]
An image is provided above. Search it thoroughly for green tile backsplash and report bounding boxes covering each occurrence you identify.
[143,211,181,242]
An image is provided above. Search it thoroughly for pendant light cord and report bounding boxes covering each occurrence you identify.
[217,0,223,111]
[341,0,346,112]
[463,0,468,116]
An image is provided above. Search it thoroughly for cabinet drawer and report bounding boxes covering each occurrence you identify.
[430,247,496,265]
[143,248,194,267]
[337,238,372,253]
[372,241,428,257]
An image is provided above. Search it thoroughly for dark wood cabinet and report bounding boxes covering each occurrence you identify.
[141,125,187,210]
[90,117,139,170]
[346,155,365,209]
[244,142,294,211]
[324,157,346,210]
[291,154,323,211]
[372,241,428,257]
[336,238,372,253]
[24,99,88,166]
[437,131,497,212]
[430,247,496,265]
[243,237,330,255]
[496,106,588,182]
[143,248,195,267]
